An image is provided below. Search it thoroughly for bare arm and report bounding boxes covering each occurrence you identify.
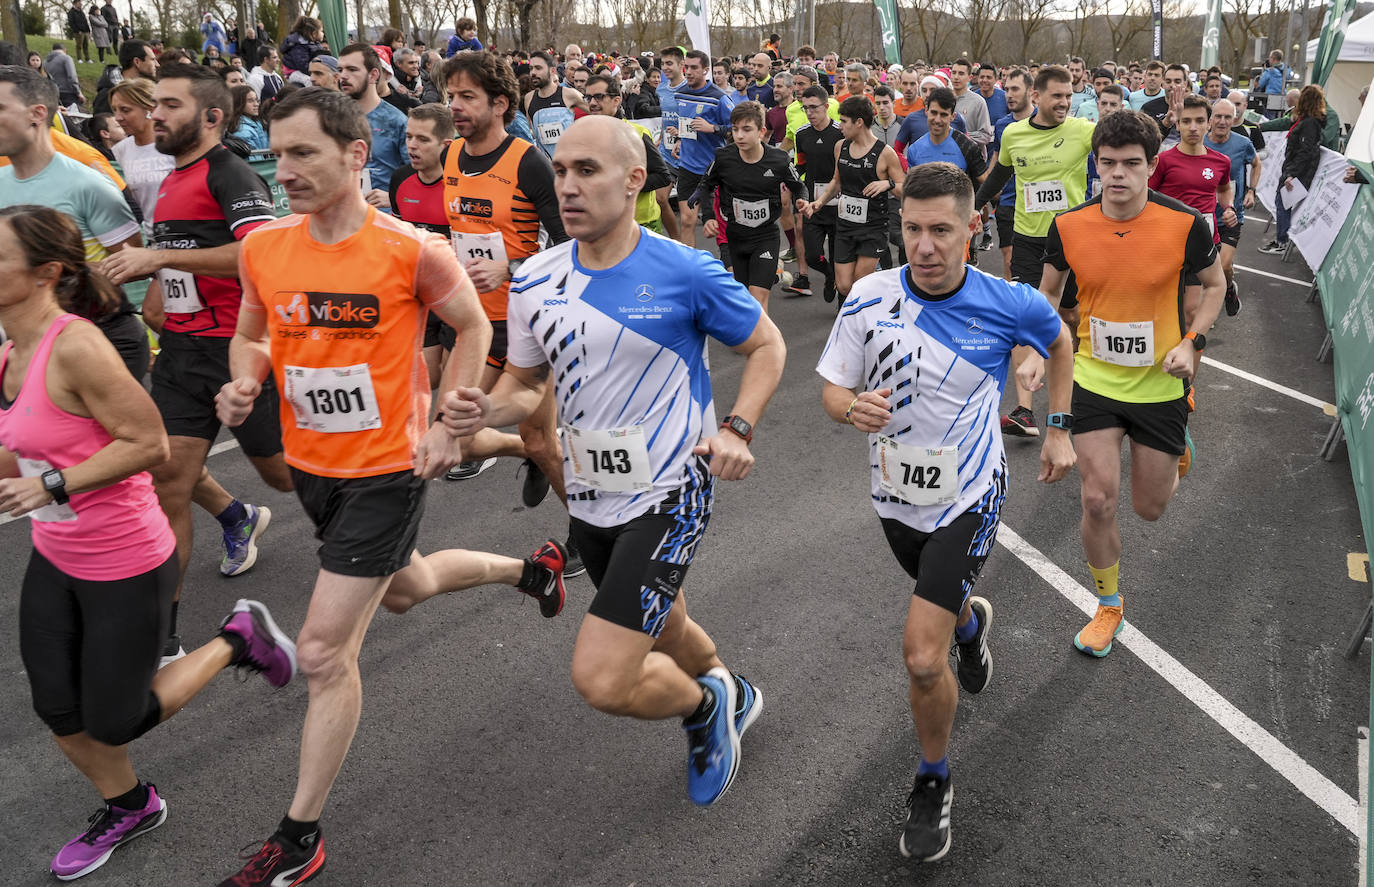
[101,241,242,285]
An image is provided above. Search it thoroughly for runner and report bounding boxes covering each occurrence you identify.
[98,66,290,659]
[0,204,296,882]
[213,86,569,886]
[654,45,686,242]
[800,96,902,304]
[988,68,1034,276]
[792,85,844,302]
[1204,97,1258,317]
[449,114,786,807]
[1034,109,1224,658]
[690,100,807,312]
[388,103,456,388]
[523,49,587,159]
[903,87,987,182]
[438,52,582,578]
[666,49,736,247]
[974,64,1094,435]
[816,161,1074,863]
[893,75,968,157]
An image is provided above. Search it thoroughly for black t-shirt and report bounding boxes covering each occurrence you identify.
[794,120,844,218]
[696,143,806,240]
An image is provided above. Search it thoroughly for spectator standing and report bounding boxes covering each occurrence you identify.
[88,5,111,64]
[101,0,120,52]
[201,14,229,55]
[247,46,284,101]
[280,16,326,84]
[67,1,92,63]
[44,45,84,108]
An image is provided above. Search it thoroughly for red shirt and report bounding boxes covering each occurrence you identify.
[765,104,788,144]
[1147,145,1232,243]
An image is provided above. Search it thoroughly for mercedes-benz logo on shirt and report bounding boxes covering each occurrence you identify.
[967,317,984,333]
[636,285,655,302]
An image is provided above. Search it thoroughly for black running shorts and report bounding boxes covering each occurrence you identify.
[1218,219,1242,248]
[994,205,1015,247]
[833,225,887,264]
[880,509,999,615]
[677,169,704,204]
[439,318,507,370]
[729,233,780,290]
[1071,382,1189,456]
[98,312,152,383]
[291,467,426,577]
[151,331,283,457]
[1010,232,1078,309]
[570,476,712,638]
[424,311,446,349]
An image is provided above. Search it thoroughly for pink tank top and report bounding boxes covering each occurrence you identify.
[0,313,174,580]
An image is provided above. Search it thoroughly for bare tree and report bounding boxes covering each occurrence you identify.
[1103,0,1152,61]
[1006,0,1058,63]
[908,0,955,63]
[957,0,1008,62]
[1224,0,1267,76]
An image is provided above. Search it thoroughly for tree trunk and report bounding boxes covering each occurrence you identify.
[388,0,400,30]
[354,0,364,42]
[278,0,300,42]
[473,0,489,45]
[2,0,25,49]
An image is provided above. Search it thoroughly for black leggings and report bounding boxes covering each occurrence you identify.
[19,549,176,745]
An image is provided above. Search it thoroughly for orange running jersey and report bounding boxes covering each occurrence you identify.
[1044,192,1217,404]
[240,208,468,478]
[443,137,542,322]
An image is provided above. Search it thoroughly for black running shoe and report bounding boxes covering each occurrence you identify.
[219,831,325,886]
[563,534,586,579]
[1257,239,1287,255]
[524,540,567,617]
[1224,280,1242,317]
[899,773,953,862]
[954,596,993,694]
[823,278,837,303]
[783,273,813,297]
[1000,405,1039,438]
[519,458,551,507]
[979,232,994,251]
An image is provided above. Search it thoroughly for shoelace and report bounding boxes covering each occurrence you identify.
[228,839,285,885]
[77,806,123,845]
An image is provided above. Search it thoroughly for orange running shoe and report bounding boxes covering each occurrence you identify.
[1073,599,1124,658]
[1178,428,1195,479]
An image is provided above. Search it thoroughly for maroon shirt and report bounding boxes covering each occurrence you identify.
[1147,145,1232,244]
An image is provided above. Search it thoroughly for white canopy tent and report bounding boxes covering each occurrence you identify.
[1306,12,1374,129]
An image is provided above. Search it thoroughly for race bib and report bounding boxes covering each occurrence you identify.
[732,197,770,228]
[538,119,565,146]
[1023,179,1068,213]
[16,457,77,522]
[158,268,205,314]
[565,424,652,493]
[1089,317,1155,368]
[838,194,869,223]
[678,120,698,140]
[450,230,509,267]
[663,125,679,151]
[283,363,382,433]
[876,437,958,506]
[811,179,835,205]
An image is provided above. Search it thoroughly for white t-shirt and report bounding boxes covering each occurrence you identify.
[112,137,174,237]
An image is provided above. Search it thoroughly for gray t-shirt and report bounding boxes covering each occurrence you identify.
[954,89,992,148]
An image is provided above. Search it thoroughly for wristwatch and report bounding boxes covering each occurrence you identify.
[1046,412,1074,431]
[720,414,753,444]
[41,468,69,505]
[1184,331,1207,351]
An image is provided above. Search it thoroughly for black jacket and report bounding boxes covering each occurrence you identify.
[1281,116,1324,189]
[66,6,90,33]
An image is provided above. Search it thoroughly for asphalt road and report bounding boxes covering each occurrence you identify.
[0,213,1365,886]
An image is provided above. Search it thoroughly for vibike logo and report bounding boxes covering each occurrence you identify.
[274,291,381,329]
[449,195,494,218]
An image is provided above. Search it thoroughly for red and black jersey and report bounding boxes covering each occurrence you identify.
[389,165,449,237]
[153,145,274,337]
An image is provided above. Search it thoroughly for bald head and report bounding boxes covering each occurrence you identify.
[553,115,647,241]
[1213,99,1235,119]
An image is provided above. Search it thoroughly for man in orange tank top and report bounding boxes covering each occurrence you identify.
[213,87,571,887]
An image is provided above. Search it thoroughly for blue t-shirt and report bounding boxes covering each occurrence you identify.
[745,79,775,108]
[979,87,1008,123]
[672,82,737,174]
[1205,131,1258,223]
[990,113,1019,207]
[905,132,972,171]
[895,109,966,147]
[445,35,483,56]
[817,266,1062,532]
[505,229,762,529]
[365,100,409,205]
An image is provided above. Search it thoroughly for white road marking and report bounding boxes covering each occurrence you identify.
[0,439,244,528]
[1234,263,1312,288]
[1201,356,1333,410]
[1359,726,1369,887]
[997,525,1360,837]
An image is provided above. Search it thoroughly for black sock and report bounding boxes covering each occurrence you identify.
[277,815,320,849]
[516,559,539,592]
[219,627,247,663]
[733,675,746,714]
[107,782,149,811]
[685,685,716,725]
[168,600,179,638]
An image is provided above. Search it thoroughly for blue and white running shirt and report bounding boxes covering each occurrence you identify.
[506,229,763,528]
[816,266,1061,532]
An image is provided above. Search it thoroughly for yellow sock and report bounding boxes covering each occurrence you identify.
[1090,562,1121,606]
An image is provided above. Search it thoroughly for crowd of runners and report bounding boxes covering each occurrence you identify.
[0,24,1335,883]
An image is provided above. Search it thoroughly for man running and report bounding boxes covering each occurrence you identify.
[817,161,1074,863]
[903,87,987,182]
[801,96,902,304]
[974,64,1094,435]
[524,50,587,159]
[98,65,291,659]
[1204,97,1258,317]
[792,85,845,302]
[690,100,807,312]
[1034,109,1224,658]
[988,69,1034,272]
[337,44,408,194]
[450,115,786,806]
[666,49,736,246]
[214,86,569,886]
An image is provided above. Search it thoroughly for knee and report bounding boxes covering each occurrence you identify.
[85,701,157,747]
[570,659,633,715]
[903,643,947,690]
[1132,495,1169,522]
[1080,485,1118,523]
[257,458,295,493]
[296,637,356,685]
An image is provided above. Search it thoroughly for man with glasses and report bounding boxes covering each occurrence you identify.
[585,73,673,234]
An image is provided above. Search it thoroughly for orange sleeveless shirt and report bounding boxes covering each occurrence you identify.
[240,208,465,478]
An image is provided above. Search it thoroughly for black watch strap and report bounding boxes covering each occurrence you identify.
[41,468,69,505]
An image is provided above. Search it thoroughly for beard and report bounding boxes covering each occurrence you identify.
[153,116,202,157]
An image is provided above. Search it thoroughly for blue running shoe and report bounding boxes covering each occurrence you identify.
[733,674,763,739]
[684,666,740,806]
[220,504,271,577]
